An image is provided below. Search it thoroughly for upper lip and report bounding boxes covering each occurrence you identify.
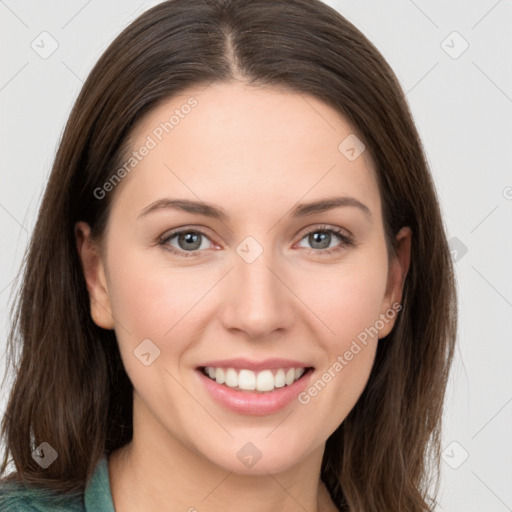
[197,358,314,372]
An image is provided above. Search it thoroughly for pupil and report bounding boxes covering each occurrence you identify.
[179,232,201,250]
[311,231,330,249]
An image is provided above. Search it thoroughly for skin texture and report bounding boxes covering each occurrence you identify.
[76,81,411,512]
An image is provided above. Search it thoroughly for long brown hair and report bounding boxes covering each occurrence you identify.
[0,1,457,510]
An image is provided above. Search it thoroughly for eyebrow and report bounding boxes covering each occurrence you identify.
[138,196,372,221]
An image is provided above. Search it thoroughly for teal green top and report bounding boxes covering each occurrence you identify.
[0,454,115,511]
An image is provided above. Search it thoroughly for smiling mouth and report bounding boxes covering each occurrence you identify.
[198,366,314,393]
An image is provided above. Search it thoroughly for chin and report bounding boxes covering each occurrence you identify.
[196,433,317,476]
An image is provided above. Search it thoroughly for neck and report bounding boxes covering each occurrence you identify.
[108,408,337,512]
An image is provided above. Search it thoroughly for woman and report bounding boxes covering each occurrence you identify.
[0,0,457,510]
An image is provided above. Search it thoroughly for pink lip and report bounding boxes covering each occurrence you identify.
[197,358,312,372]
[196,367,314,416]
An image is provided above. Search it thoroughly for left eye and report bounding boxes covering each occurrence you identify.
[159,226,352,257]
[296,228,350,252]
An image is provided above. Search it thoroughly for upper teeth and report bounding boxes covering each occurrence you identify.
[204,367,306,392]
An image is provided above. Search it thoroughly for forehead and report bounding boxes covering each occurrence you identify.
[114,81,381,223]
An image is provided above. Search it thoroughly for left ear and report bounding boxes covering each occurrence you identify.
[378,226,412,338]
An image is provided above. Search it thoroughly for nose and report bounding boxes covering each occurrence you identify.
[219,247,296,339]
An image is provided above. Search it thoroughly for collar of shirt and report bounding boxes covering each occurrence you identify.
[84,453,116,512]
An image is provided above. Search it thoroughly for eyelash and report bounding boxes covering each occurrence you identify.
[158,224,353,259]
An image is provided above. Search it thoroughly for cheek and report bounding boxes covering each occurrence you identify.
[104,249,209,382]
[106,241,389,349]
[293,256,387,419]
[106,247,209,334]
[295,254,389,348]
[104,254,208,412]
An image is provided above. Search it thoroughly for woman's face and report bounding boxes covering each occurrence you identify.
[77,81,411,475]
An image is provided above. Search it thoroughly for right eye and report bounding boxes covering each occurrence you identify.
[159,228,216,257]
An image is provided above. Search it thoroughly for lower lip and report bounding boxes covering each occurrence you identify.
[196,368,314,416]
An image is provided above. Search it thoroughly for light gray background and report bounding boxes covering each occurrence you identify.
[1,1,511,510]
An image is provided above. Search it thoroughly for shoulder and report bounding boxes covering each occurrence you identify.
[0,480,84,512]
